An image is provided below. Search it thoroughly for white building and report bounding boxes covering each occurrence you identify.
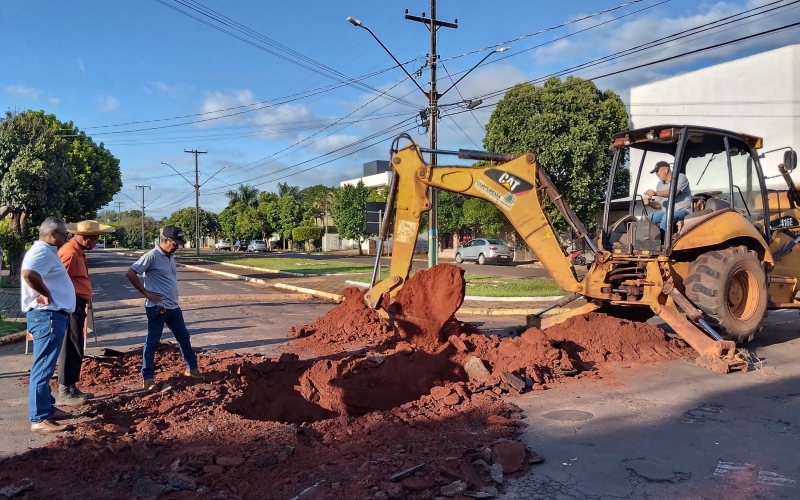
[628,44,800,195]
[339,160,391,189]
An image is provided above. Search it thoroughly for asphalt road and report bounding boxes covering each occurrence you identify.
[88,251,278,302]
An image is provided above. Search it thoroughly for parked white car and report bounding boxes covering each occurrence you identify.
[215,239,232,251]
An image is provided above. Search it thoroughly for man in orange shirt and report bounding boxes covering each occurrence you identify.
[57,220,114,405]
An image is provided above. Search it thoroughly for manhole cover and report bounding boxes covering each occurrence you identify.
[542,410,594,421]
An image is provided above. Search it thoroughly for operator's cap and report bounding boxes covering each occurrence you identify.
[162,226,187,245]
[650,160,670,174]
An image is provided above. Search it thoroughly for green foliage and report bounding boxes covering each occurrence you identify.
[277,182,300,199]
[117,210,158,248]
[437,191,466,235]
[367,186,389,203]
[217,206,237,239]
[235,205,263,240]
[462,197,505,238]
[57,122,122,221]
[330,181,370,254]
[276,195,301,241]
[0,219,25,269]
[484,76,630,231]
[298,184,331,226]
[225,184,259,208]
[292,226,323,251]
[0,110,70,229]
[166,207,219,242]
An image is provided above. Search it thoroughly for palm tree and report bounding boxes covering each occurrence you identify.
[277,182,300,199]
[225,184,259,208]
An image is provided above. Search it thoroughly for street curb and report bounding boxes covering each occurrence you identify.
[0,330,27,346]
[273,283,344,303]
[181,257,376,278]
[343,280,565,302]
[91,294,306,311]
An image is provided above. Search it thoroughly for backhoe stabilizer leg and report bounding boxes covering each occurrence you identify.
[653,303,748,374]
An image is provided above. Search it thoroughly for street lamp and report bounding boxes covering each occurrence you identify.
[161,161,228,256]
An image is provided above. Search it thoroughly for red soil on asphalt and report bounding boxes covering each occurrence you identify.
[0,264,691,499]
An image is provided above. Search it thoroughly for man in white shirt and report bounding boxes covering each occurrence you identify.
[21,217,76,433]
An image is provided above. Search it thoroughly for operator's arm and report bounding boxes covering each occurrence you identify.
[22,270,52,306]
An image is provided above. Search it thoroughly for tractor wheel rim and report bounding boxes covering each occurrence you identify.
[727,269,758,321]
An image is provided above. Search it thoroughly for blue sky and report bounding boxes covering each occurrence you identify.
[3,0,800,218]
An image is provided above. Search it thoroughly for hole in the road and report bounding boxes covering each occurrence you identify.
[542,409,594,422]
[225,350,465,424]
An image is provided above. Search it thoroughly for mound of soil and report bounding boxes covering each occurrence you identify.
[1,346,533,500]
[291,264,467,355]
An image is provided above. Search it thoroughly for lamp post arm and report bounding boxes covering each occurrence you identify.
[438,50,496,99]
[199,165,229,188]
[161,162,194,187]
[359,25,428,95]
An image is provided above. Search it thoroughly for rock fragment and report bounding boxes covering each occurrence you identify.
[448,335,468,352]
[489,463,504,484]
[216,456,245,467]
[390,463,425,482]
[131,478,170,498]
[492,442,526,473]
[0,478,33,498]
[464,356,491,383]
[500,372,526,393]
[439,480,467,497]
[430,386,453,400]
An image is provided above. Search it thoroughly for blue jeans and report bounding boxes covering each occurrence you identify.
[141,307,198,380]
[649,209,689,238]
[27,310,68,423]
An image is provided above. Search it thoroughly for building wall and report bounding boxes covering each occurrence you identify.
[339,171,391,189]
[628,44,800,197]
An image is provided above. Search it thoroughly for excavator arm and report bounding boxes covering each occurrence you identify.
[364,141,588,308]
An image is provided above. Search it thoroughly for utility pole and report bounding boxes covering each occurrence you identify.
[184,150,208,256]
[114,202,125,220]
[135,186,150,249]
[162,155,226,257]
[405,0,457,267]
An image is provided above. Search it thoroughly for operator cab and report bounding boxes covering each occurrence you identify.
[602,125,769,256]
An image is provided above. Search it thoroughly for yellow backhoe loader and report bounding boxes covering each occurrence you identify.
[365,126,800,373]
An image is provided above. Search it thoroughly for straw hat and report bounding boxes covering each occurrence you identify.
[66,220,116,236]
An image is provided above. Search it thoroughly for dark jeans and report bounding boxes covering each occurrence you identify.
[27,310,68,423]
[141,306,198,380]
[57,295,87,388]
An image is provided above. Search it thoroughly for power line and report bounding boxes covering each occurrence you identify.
[153,0,419,109]
[442,18,800,122]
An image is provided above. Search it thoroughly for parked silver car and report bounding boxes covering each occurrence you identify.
[215,239,232,251]
[455,238,514,265]
[247,240,268,252]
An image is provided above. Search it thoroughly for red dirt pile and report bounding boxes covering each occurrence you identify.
[291,264,467,355]
[1,346,537,500]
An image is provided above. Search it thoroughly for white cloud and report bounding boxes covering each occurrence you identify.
[48,97,60,106]
[77,58,86,73]
[530,0,800,95]
[98,95,120,112]
[3,85,41,100]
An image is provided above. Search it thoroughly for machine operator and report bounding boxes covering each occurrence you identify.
[642,160,693,238]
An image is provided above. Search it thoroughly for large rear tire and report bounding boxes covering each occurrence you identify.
[685,245,768,343]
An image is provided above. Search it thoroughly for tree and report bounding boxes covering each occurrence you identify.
[166,207,219,243]
[117,210,158,248]
[484,76,630,232]
[218,206,238,239]
[299,184,331,226]
[97,209,120,223]
[56,121,122,222]
[331,181,370,255]
[0,111,71,279]
[275,195,301,249]
[225,184,259,208]
[277,182,300,199]
[462,197,505,238]
[292,226,323,252]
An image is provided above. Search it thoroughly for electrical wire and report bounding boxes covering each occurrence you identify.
[154,0,419,109]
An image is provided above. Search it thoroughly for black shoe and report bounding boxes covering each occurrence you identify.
[57,391,88,406]
[70,385,94,399]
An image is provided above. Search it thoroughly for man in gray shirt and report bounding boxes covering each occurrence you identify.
[125,226,202,390]
[642,161,693,238]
